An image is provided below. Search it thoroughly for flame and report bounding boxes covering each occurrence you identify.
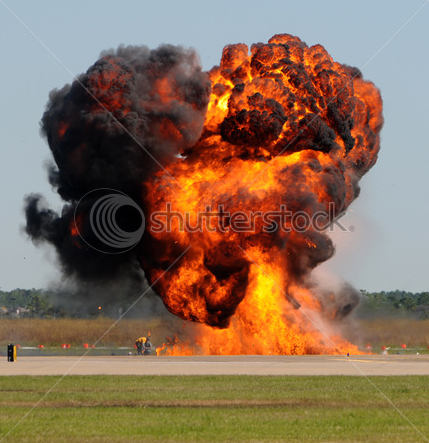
[31,34,382,356]
[69,213,85,249]
[57,121,69,138]
[70,213,83,237]
[143,34,382,355]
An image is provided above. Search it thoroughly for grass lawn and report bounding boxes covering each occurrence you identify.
[0,375,428,442]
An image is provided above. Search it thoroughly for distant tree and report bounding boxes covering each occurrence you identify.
[26,294,46,317]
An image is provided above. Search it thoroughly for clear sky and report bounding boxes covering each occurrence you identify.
[0,0,428,292]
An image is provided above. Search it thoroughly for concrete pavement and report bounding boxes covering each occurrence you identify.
[1,355,429,376]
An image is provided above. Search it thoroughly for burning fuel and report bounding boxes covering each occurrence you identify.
[24,34,383,355]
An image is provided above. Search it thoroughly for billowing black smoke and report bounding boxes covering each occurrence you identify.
[25,44,210,284]
[24,34,382,333]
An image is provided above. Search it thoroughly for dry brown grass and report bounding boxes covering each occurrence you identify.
[0,317,175,347]
[2,317,429,350]
[356,318,429,347]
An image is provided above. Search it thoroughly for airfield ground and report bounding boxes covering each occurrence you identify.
[1,354,429,376]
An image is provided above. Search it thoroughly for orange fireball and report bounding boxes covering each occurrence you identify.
[28,34,382,356]
[143,34,382,355]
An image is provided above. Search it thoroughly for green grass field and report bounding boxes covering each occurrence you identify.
[0,375,428,442]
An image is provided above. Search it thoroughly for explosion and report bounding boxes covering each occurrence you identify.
[25,34,383,355]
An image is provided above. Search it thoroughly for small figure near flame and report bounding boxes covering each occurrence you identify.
[135,336,147,355]
[135,334,152,355]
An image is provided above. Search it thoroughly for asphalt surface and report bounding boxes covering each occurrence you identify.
[1,355,429,376]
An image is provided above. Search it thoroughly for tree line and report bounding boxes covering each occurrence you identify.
[1,288,429,319]
[356,290,429,319]
[0,289,58,318]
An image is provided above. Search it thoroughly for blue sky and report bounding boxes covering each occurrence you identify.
[0,0,428,292]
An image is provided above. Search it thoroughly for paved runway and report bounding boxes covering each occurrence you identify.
[1,355,429,376]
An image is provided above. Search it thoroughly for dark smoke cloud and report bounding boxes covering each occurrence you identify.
[25,43,210,285]
[23,34,382,333]
[42,44,210,200]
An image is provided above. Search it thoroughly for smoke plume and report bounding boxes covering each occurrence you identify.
[24,34,383,354]
[25,43,210,282]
